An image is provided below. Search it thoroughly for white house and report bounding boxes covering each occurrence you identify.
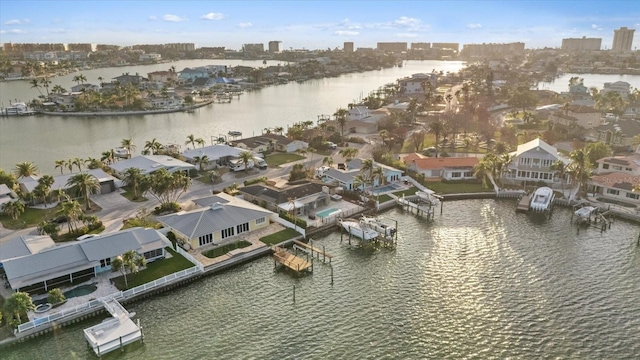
[18,169,117,196]
[405,156,478,180]
[181,144,247,169]
[397,73,438,94]
[139,53,161,62]
[0,228,170,293]
[602,81,631,98]
[503,138,571,186]
[108,155,195,177]
[158,193,275,249]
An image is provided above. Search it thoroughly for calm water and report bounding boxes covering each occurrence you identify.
[538,73,640,93]
[3,200,640,359]
[0,60,465,173]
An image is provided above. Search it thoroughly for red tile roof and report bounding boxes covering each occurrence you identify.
[410,157,479,170]
[401,153,426,163]
[590,172,640,190]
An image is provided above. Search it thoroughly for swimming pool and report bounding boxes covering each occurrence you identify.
[370,184,398,194]
[63,284,97,299]
[316,207,341,218]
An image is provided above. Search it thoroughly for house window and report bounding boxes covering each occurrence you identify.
[451,172,461,178]
[100,258,111,268]
[221,226,236,240]
[199,233,213,246]
[612,166,622,171]
[602,164,610,169]
[236,222,249,234]
[625,168,632,172]
[143,248,164,260]
[256,217,266,225]
[464,171,474,177]
[606,189,620,195]
[626,192,639,200]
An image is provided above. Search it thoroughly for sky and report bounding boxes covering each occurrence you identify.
[1,1,639,50]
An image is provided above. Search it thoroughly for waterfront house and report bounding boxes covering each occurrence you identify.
[602,81,631,98]
[147,71,177,83]
[348,106,371,120]
[158,193,275,249]
[550,105,603,130]
[232,134,308,153]
[0,228,170,293]
[108,155,195,177]
[588,155,640,205]
[346,119,378,134]
[239,180,335,216]
[502,138,571,187]
[71,84,100,93]
[319,159,403,190]
[405,156,478,180]
[587,120,640,148]
[397,73,438,94]
[139,53,161,62]
[112,74,146,87]
[178,68,209,81]
[18,169,117,197]
[145,95,183,109]
[181,144,247,169]
[0,183,15,209]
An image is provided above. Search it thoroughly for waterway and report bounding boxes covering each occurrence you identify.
[3,200,640,359]
[538,73,640,93]
[0,60,465,173]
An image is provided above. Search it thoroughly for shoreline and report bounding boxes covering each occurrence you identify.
[37,99,214,117]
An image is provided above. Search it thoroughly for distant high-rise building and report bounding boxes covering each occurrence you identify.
[612,27,635,52]
[67,43,93,52]
[411,42,431,50]
[343,42,354,52]
[165,43,195,52]
[243,43,264,54]
[268,41,281,53]
[561,36,602,51]
[461,42,525,58]
[432,43,459,52]
[376,42,407,53]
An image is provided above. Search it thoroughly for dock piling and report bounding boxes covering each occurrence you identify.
[292,285,296,303]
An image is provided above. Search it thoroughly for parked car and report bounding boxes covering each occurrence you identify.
[326,141,338,149]
[48,215,67,224]
[253,157,268,169]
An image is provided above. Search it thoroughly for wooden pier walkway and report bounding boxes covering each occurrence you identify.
[516,195,531,213]
[292,239,332,263]
[272,246,312,273]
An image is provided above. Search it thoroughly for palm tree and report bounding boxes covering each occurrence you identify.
[30,78,43,97]
[371,166,385,187]
[59,199,83,233]
[185,134,197,149]
[192,155,210,172]
[54,160,66,175]
[353,173,368,191]
[121,167,145,200]
[51,84,67,94]
[101,151,115,165]
[40,77,51,97]
[13,162,38,178]
[195,137,205,148]
[72,157,84,172]
[144,138,162,155]
[274,126,284,135]
[36,174,55,207]
[474,154,499,191]
[551,160,568,196]
[66,158,74,173]
[2,200,25,220]
[360,159,374,182]
[427,120,445,158]
[72,73,87,85]
[121,138,136,157]
[338,147,359,162]
[4,292,35,327]
[238,151,254,172]
[66,173,101,210]
[111,250,146,289]
[568,149,592,199]
[334,107,349,139]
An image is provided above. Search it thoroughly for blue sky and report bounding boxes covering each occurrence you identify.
[1,1,639,50]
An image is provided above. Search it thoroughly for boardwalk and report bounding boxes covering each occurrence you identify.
[292,239,332,263]
[516,195,531,213]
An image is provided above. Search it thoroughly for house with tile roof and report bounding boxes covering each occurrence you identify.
[404,155,478,180]
[158,192,275,249]
[588,154,640,205]
[0,228,170,293]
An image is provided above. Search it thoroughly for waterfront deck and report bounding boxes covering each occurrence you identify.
[272,246,312,273]
[516,194,531,213]
[292,239,332,263]
[83,298,142,357]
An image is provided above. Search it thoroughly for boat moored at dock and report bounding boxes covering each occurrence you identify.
[338,219,379,240]
[529,187,555,212]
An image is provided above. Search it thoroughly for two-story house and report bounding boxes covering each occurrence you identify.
[588,155,640,205]
[503,138,571,187]
[588,120,640,148]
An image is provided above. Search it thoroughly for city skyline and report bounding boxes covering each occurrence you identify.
[1,0,639,50]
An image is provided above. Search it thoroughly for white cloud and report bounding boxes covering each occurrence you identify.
[4,19,30,25]
[149,15,157,21]
[396,32,417,38]
[466,23,482,29]
[0,29,26,34]
[201,12,225,20]
[237,22,253,28]
[163,14,187,22]
[591,24,603,31]
[394,16,419,27]
[49,28,67,34]
[334,30,359,36]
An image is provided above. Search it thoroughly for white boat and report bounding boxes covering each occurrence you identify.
[2,102,30,115]
[529,187,555,212]
[416,191,440,206]
[113,147,130,158]
[360,216,396,238]
[228,130,242,137]
[339,219,379,240]
[574,206,596,219]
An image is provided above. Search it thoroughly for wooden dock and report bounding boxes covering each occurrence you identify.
[292,239,332,263]
[272,246,312,273]
[516,194,531,213]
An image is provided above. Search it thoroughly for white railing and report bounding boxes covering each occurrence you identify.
[17,266,202,333]
[174,245,204,272]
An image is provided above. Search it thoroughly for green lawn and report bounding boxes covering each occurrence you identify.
[424,181,491,194]
[265,153,305,167]
[0,204,61,230]
[260,228,300,246]
[202,240,252,259]
[378,187,419,203]
[119,186,148,202]
[111,247,195,290]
